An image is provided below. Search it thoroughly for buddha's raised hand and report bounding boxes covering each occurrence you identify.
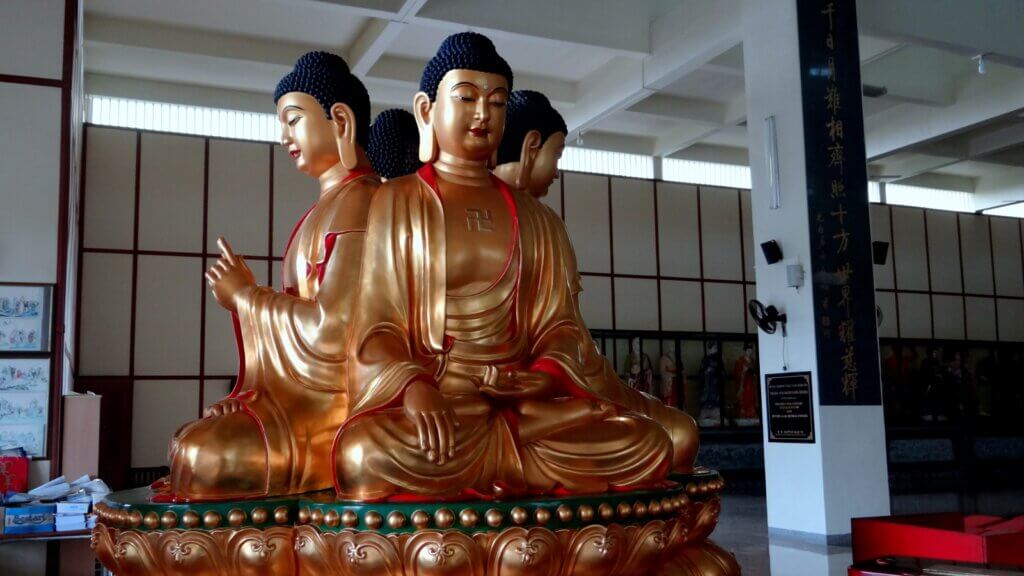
[206,237,256,313]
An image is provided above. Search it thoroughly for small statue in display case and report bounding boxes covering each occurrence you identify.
[658,349,679,406]
[624,337,654,395]
[698,341,726,426]
[733,342,758,423]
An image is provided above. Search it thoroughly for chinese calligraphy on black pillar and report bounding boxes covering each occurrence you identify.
[796,0,881,405]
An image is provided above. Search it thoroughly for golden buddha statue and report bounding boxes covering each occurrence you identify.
[164,52,379,500]
[493,89,699,471]
[332,33,695,502]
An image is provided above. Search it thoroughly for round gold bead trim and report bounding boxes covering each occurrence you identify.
[411,510,430,529]
[485,509,503,528]
[203,511,222,529]
[142,511,159,530]
[341,510,359,528]
[297,507,310,525]
[535,507,551,525]
[324,510,340,528]
[434,508,455,529]
[616,502,632,519]
[598,503,614,520]
[181,511,200,529]
[510,507,528,525]
[274,506,289,524]
[128,510,143,528]
[578,504,595,522]
[365,511,383,530]
[557,505,573,523]
[387,511,406,529]
[633,501,647,518]
[251,507,268,525]
[159,511,178,530]
[310,508,324,525]
[459,508,478,528]
[227,509,246,527]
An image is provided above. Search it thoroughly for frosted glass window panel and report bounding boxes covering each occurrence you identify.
[700,187,743,281]
[998,299,1024,342]
[662,158,751,189]
[887,184,973,213]
[990,218,1024,297]
[613,278,659,330]
[869,205,894,290]
[559,147,653,179]
[83,127,136,250]
[564,172,611,273]
[657,183,701,278]
[868,181,881,203]
[703,282,745,333]
[891,207,929,291]
[272,261,284,292]
[203,259,268,376]
[896,293,931,339]
[272,146,319,258]
[660,281,703,332]
[611,178,657,275]
[984,203,1024,218]
[579,275,613,329]
[207,140,270,256]
[134,256,202,375]
[138,133,204,252]
[79,253,133,375]
[965,297,997,341]
[87,96,279,143]
[925,211,963,293]
[875,291,898,339]
[959,215,994,295]
[131,380,199,468]
[931,295,965,340]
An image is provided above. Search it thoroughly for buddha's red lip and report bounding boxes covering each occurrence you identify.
[289,149,300,158]
[470,127,488,136]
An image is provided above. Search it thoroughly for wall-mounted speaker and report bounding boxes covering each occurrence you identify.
[760,240,783,265]
[872,241,889,265]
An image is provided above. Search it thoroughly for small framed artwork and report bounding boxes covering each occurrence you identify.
[0,284,52,353]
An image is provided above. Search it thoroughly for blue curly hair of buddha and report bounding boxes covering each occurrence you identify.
[419,32,513,101]
[274,51,371,147]
[367,109,422,180]
[496,90,568,165]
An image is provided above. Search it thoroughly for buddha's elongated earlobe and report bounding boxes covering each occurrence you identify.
[413,92,438,164]
[331,102,359,170]
[516,130,542,190]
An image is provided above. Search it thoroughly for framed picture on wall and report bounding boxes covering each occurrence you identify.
[0,358,50,457]
[0,284,52,352]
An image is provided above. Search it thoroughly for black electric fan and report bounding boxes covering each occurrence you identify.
[748,299,787,337]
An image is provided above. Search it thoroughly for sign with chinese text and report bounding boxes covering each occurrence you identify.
[796,0,881,405]
[766,372,815,443]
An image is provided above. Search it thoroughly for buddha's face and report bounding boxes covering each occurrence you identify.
[528,131,565,193]
[277,92,340,177]
[431,70,508,161]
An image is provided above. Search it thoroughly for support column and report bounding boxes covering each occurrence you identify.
[742,0,890,545]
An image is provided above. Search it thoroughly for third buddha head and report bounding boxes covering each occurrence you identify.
[494,90,567,196]
[274,51,370,178]
[414,32,513,164]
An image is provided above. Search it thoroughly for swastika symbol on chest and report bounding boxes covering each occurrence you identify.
[465,208,494,232]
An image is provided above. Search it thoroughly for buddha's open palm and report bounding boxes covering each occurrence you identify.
[206,237,256,312]
[479,366,555,400]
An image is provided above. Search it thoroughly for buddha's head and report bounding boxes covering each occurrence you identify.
[494,90,567,196]
[274,51,371,178]
[367,108,421,181]
[415,32,513,164]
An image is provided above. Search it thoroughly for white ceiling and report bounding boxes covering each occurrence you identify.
[82,0,1024,208]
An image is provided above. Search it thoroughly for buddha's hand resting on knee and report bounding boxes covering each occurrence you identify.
[204,390,257,418]
[403,380,458,466]
[480,366,555,401]
[206,237,256,313]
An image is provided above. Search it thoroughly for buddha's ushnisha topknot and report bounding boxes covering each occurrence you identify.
[367,109,422,180]
[420,32,513,101]
[496,90,568,165]
[274,51,371,147]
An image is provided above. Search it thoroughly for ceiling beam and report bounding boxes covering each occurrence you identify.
[564,0,742,139]
[348,0,429,76]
